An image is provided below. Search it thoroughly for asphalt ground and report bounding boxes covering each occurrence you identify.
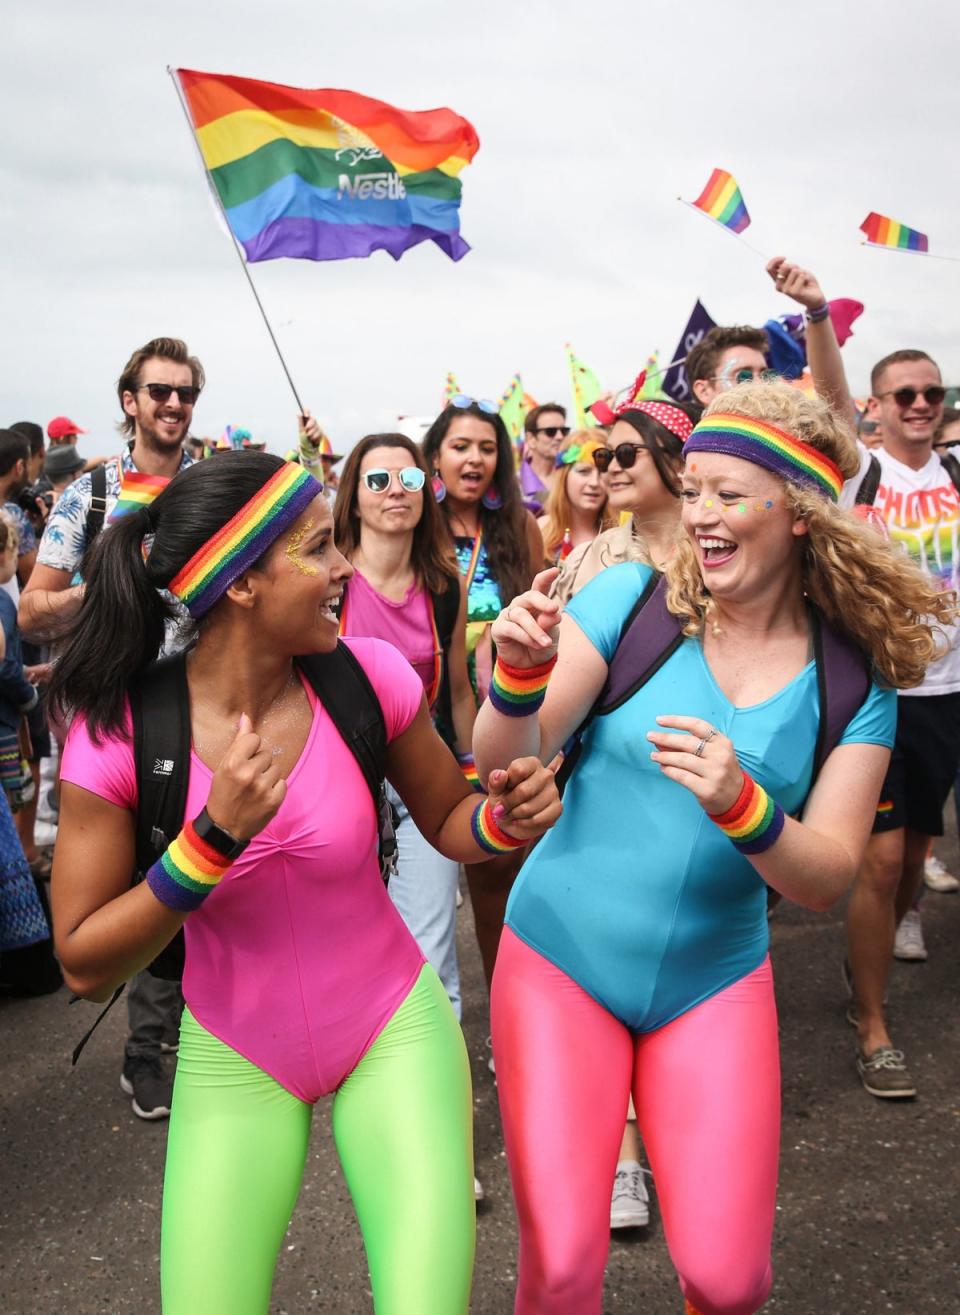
[2,832,958,1314]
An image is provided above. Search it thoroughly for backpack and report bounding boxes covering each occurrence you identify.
[84,460,109,543]
[555,573,871,798]
[71,640,395,1063]
[854,449,960,505]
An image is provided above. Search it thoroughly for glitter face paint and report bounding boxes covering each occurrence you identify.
[284,521,319,576]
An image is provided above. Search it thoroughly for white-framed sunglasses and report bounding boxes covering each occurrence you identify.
[362,467,426,494]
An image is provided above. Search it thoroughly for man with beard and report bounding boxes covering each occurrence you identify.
[20,337,202,1122]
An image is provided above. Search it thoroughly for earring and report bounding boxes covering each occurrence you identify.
[482,483,502,511]
[431,473,447,503]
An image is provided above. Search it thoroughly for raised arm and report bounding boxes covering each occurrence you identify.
[767,256,858,433]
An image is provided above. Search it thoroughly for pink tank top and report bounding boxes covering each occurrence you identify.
[340,570,438,701]
[61,638,426,1102]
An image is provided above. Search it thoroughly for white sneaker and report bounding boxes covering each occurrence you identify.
[474,1175,485,1202]
[894,909,927,962]
[610,1160,649,1229]
[924,854,959,893]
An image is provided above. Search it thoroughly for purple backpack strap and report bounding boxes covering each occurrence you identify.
[598,574,684,714]
[811,608,871,780]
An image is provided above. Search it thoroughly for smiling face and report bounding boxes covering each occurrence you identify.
[355,444,424,536]
[680,452,807,602]
[869,357,944,462]
[250,494,353,654]
[601,419,679,515]
[122,355,196,455]
[434,414,499,505]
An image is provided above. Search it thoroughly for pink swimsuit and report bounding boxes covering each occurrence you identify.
[61,638,427,1103]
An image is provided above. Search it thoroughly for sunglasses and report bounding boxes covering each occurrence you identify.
[362,467,426,494]
[449,393,498,415]
[136,383,202,405]
[878,386,946,409]
[711,367,780,386]
[592,443,649,472]
[534,425,571,439]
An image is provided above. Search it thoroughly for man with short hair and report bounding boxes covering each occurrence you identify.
[0,429,38,592]
[685,326,770,412]
[841,348,960,1099]
[520,402,569,512]
[43,444,87,502]
[21,337,203,1122]
[46,416,87,447]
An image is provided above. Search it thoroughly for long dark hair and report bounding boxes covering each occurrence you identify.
[333,433,459,596]
[50,452,289,740]
[421,402,532,602]
[611,402,700,498]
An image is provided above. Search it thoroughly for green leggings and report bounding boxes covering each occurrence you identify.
[161,966,475,1313]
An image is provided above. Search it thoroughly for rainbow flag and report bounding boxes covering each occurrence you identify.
[690,168,750,233]
[859,211,928,253]
[174,68,480,263]
[108,471,170,523]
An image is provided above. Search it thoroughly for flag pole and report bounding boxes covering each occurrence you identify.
[860,241,960,265]
[678,198,770,262]
[166,67,306,414]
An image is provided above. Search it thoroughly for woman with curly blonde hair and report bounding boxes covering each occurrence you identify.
[472,382,953,1315]
[536,432,617,563]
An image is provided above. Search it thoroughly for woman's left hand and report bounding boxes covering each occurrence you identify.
[487,757,562,838]
[647,715,743,814]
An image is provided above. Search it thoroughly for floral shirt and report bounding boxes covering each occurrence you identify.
[37,446,193,575]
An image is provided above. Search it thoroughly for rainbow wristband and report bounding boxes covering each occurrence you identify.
[145,819,234,913]
[708,771,785,855]
[488,654,557,717]
[470,798,528,855]
[457,751,483,792]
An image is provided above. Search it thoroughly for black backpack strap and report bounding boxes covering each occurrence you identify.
[84,461,109,543]
[555,572,674,794]
[431,574,461,653]
[854,453,882,506]
[938,449,960,496]
[298,643,386,796]
[810,607,872,785]
[72,656,192,1063]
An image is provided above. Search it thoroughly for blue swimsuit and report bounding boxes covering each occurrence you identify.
[505,563,896,1032]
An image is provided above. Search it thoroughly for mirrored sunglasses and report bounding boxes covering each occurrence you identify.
[449,393,498,415]
[362,467,426,494]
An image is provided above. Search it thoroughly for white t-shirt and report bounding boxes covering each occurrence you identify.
[841,443,960,697]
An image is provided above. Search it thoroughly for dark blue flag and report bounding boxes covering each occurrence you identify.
[662,300,717,402]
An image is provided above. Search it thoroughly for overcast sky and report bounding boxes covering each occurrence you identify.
[3,0,959,456]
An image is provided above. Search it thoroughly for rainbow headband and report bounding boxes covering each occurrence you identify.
[169,464,321,617]
[684,414,843,501]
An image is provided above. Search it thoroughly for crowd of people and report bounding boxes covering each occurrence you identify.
[2,252,958,1314]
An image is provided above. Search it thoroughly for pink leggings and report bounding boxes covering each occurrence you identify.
[491,929,780,1315]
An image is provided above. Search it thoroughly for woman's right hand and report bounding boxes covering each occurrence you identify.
[491,569,562,668]
[205,714,287,840]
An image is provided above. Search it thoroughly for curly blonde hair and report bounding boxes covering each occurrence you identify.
[664,382,956,688]
[538,430,617,559]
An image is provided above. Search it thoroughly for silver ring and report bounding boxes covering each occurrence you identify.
[694,737,708,758]
[705,728,718,742]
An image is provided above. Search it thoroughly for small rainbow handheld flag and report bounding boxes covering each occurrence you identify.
[173,68,480,264]
[690,168,751,234]
[859,211,928,253]
[108,471,170,523]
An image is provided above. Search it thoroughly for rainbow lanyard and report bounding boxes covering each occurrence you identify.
[461,528,483,595]
[339,582,444,709]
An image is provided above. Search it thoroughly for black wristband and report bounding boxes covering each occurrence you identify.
[193,807,249,861]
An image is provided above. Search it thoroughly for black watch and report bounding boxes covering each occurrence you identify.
[193,807,249,861]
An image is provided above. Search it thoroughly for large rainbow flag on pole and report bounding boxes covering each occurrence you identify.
[859,211,928,253]
[173,68,480,263]
[689,168,751,233]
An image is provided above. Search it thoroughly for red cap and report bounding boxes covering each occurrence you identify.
[47,415,88,440]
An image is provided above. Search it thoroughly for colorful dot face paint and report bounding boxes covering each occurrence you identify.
[737,502,747,513]
[704,499,714,508]
[284,521,319,576]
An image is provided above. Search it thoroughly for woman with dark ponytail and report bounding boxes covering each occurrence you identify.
[50,452,561,1315]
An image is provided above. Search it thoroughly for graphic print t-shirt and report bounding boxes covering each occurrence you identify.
[841,444,960,696]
